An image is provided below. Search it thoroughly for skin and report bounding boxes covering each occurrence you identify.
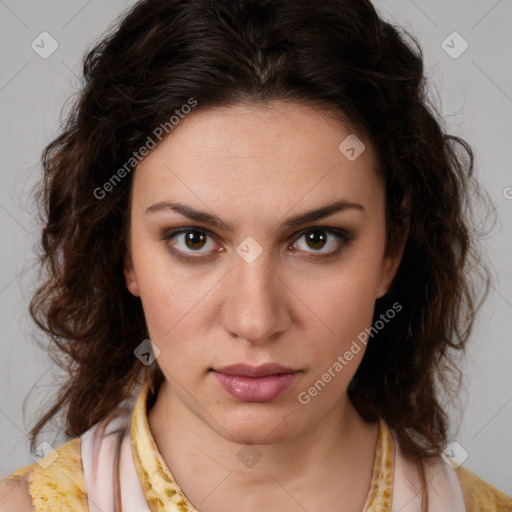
[123,101,408,512]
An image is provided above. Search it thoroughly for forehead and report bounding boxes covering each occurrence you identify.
[132,102,382,212]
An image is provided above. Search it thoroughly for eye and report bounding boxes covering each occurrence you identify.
[162,228,221,262]
[290,227,352,256]
[161,226,353,263]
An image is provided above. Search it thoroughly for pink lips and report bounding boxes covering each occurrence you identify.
[211,363,300,402]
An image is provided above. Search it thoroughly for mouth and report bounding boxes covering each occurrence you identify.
[210,362,299,378]
[209,363,301,402]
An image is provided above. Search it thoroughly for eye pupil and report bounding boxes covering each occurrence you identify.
[185,231,206,250]
[306,230,327,250]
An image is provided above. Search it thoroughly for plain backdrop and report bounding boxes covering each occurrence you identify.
[0,0,511,496]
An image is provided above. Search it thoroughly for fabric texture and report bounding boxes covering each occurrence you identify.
[6,437,87,511]
[4,375,511,512]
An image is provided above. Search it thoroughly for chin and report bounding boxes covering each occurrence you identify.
[214,407,299,446]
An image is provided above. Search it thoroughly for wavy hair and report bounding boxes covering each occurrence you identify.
[27,1,492,509]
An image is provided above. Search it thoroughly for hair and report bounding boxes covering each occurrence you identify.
[25,1,493,510]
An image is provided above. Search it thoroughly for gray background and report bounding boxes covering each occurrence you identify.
[0,0,511,496]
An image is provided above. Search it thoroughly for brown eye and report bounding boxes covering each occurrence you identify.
[304,230,329,251]
[183,230,208,251]
[163,228,218,260]
[292,228,349,255]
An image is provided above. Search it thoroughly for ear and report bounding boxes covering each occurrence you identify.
[376,215,409,299]
[123,253,140,297]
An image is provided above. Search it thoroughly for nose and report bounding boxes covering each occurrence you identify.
[221,247,292,344]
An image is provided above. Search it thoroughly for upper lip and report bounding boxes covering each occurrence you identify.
[211,363,298,377]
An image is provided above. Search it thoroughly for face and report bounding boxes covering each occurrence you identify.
[124,101,406,445]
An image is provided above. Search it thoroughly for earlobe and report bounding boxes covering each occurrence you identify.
[123,253,140,297]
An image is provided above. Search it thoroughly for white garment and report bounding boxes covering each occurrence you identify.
[81,408,150,512]
[80,404,467,512]
[392,431,466,511]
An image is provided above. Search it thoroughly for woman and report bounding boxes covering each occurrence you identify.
[1,0,510,511]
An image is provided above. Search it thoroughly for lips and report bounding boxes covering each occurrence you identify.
[210,363,301,402]
[211,362,298,378]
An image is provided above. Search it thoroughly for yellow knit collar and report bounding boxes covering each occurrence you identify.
[130,377,394,512]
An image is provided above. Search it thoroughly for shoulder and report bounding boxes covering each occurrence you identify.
[0,473,33,512]
[455,464,512,512]
[0,437,87,512]
[390,424,511,512]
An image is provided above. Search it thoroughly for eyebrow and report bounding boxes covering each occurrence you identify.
[145,199,365,231]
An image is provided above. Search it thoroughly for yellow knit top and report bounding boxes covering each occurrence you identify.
[4,377,512,512]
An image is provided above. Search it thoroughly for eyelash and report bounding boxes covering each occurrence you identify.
[160,227,354,263]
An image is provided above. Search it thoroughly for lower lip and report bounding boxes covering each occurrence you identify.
[211,371,300,402]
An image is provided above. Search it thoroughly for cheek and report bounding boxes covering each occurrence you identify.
[129,230,201,327]
[312,256,381,322]
[131,260,216,366]
[297,261,381,367]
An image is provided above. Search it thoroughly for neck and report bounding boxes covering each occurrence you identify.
[147,380,379,511]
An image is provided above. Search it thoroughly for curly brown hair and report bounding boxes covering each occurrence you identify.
[27,0,492,509]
